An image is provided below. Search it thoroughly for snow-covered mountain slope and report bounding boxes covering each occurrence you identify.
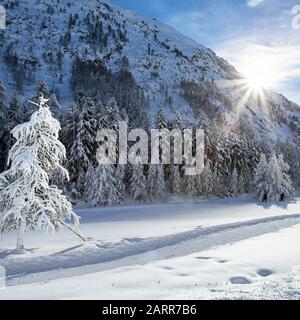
[0,0,300,142]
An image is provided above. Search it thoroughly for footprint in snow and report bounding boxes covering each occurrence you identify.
[217,259,228,263]
[160,266,173,270]
[230,277,251,284]
[257,269,273,277]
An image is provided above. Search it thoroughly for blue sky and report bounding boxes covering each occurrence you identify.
[111,0,300,104]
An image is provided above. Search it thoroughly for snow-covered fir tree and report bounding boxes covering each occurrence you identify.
[61,102,79,154]
[115,164,126,203]
[154,107,169,170]
[130,158,147,202]
[195,174,202,196]
[253,153,268,201]
[201,164,213,196]
[212,168,223,196]
[229,167,238,197]
[183,173,196,197]
[147,164,157,200]
[33,82,60,117]
[276,140,300,186]
[2,96,26,171]
[156,164,166,200]
[155,106,168,130]
[46,93,61,119]
[172,112,182,131]
[266,154,294,201]
[253,153,294,201]
[98,97,121,131]
[238,173,246,195]
[67,97,97,198]
[0,81,8,172]
[0,97,84,251]
[84,162,96,204]
[92,164,121,206]
[171,165,181,194]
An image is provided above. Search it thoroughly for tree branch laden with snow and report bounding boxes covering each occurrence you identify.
[0,97,84,251]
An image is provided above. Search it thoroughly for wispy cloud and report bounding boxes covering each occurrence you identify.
[111,0,300,103]
[247,0,264,7]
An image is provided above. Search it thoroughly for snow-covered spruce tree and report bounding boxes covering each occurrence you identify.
[266,154,294,201]
[172,112,182,131]
[194,174,201,196]
[130,158,147,202]
[156,164,166,200]
[183,173,196,197]
[46,93,61,119]
[115,164,126,203]
[229,167,238,197]
[212,168,224,196]
[253,153,268,201]
[241,166,253,194]
[169,113,182,195]
[0,97,84,252]
[171,165,181,194]
[155,106,168,130]
[277,154,294,197]
[201,164,213,196]
[0,80,9,172]
[92,164,121,206]
[67,98,97,198]
[147,164,157,200]
[154,106,171,179]
[238,173,246,194]
[98,97,121,131]
[3,96,26,171]
[61,101,79,154]
[84,162,96,204]
[276,140,300,186]
[34,82,60,118]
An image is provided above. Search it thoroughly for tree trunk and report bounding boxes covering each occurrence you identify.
[4,136,12,171]
[16,219,26,251]
[60,221,87,242]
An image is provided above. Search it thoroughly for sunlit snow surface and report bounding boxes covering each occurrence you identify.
[1,195,300,299]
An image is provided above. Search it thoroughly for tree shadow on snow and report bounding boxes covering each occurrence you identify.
[51,244,86,256]
[256,198,296,210]
[0,247,37,258]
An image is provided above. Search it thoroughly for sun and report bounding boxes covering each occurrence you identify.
[241,58,275,90]
[217,43,293,123]
[217,51,278,117]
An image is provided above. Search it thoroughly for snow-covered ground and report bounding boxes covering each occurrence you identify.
[1,195,300,299]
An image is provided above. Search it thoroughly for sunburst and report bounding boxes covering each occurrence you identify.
[216,45,292,122]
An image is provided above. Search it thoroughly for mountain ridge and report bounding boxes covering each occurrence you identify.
[0,0,299,143]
